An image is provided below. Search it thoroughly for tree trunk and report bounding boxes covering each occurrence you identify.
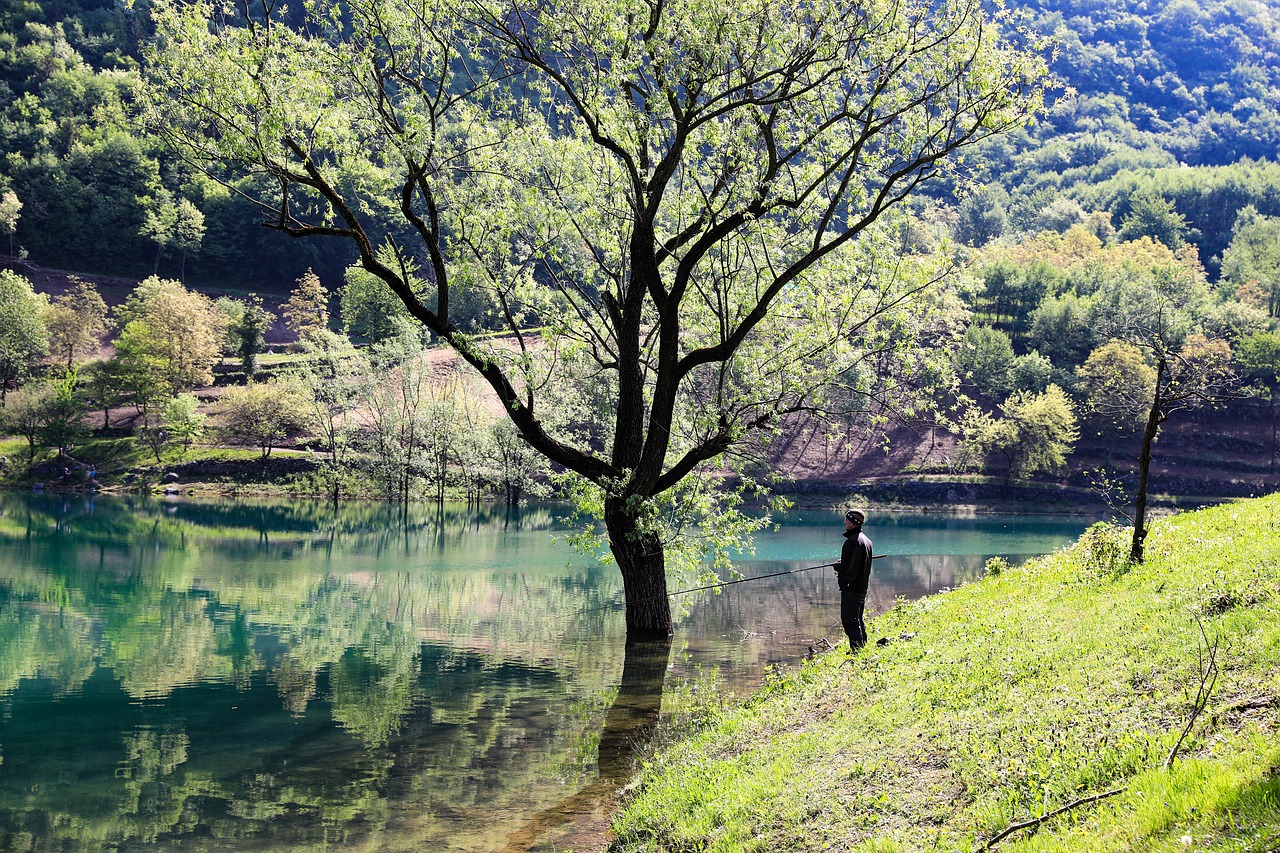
[1271,385,1278,472]
[1130,368,1167,564]
[604,498,673,640]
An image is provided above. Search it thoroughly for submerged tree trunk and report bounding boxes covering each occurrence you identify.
[604,499,673,640]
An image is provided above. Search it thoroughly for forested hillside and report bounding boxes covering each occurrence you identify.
[1,0,1279,509]
[0,0,350,287]
[2,0,1279,292]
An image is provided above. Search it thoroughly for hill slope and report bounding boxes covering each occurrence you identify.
[609,494,1280,852]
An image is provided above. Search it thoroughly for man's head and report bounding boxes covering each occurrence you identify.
[844,508,865,531]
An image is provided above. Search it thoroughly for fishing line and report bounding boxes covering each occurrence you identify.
[579,554,886,616]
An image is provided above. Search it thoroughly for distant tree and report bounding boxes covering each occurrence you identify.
[1237,331,1280,469]
[1077,340,1157,436]
[341,265,416,345]
[1028,292,1096,371]
[419,384,466,505]
[173,198,205,282]
[282,269,330,338]
[109,319,175,460]
[1082,210,1116,243]
[83,357,129,430]
[44,277,111,369]
[290,330,368,502]
[0,384,48,463]
[1220,211,1280,317]
[1031,197,1087,234]
[214,296,246,349]
[955,186,1008,247]
[1201,298,1271,346]
[114,277,228,392]
[978,257,1058,331]
[490,419,549,507]
[1117,189,1192,249]
[992,384,1079,481]
[109,320,169,414]
[0,191,21,258]
[955,385,1078,481]
[139,193,178,275]
[978,259,1022,327]
[956,325,1015,399]
[38,369,88,459]
[359,329,434,502]
[1010,350,1053,394]
[163,393,206,453]
[230,295,275,381]
[134,399,174,463]
[1008,186,1057,233]
[0,270,50,403]
[219,380,310,458]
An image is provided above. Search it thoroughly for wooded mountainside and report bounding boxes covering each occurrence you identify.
[1,0,1279,509]
[2,0,1279,293]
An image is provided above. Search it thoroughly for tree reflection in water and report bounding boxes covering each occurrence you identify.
[500,638,672,853]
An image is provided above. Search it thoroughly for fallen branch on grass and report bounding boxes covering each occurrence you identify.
[980,786,1128,850]
[985,618,1223,849]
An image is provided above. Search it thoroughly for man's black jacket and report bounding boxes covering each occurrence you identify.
[837,529,873,598]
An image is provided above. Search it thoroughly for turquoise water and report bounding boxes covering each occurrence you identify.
[0,493,1093,852]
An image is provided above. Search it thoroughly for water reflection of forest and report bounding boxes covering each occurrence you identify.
[0,493,1087,852]
[0,494,636,852]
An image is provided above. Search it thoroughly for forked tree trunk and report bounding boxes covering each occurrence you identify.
[604,498,673,640]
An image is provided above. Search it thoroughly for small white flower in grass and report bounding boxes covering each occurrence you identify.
[1181,835,1193,846]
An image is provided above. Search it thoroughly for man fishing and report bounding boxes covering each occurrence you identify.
[835,509,873,651]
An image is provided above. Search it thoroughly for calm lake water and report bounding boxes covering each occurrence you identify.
[0,493,1093,852]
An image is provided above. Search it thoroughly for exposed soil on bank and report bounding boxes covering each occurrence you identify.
[6,259,1280,507]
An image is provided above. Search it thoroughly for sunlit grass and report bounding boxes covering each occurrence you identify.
[610,495,1280,853]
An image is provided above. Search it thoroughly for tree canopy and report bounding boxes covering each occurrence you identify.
[143,0,1052,638]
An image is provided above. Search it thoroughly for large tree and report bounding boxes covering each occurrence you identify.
[144,0,1052,638]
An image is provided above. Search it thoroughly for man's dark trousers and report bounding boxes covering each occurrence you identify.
[841,593,867,650]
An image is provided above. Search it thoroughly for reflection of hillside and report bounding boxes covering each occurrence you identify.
[0,639,624,853]
[0,557,621,703]
[0,492,575,554]
[0,492,619,705]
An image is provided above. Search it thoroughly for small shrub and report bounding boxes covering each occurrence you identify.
[1074,521,1133,580]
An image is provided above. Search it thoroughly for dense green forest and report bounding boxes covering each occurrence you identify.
[1,0,1279,511]
[2,0,1280,292]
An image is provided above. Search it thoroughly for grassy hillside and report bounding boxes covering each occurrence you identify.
[610,495,1280,852]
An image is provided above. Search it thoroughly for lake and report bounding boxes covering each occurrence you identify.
[0,493,1094,852]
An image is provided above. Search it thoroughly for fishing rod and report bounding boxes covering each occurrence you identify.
[581,554,887,615]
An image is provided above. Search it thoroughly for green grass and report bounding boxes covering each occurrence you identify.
[610,496,1280,853]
